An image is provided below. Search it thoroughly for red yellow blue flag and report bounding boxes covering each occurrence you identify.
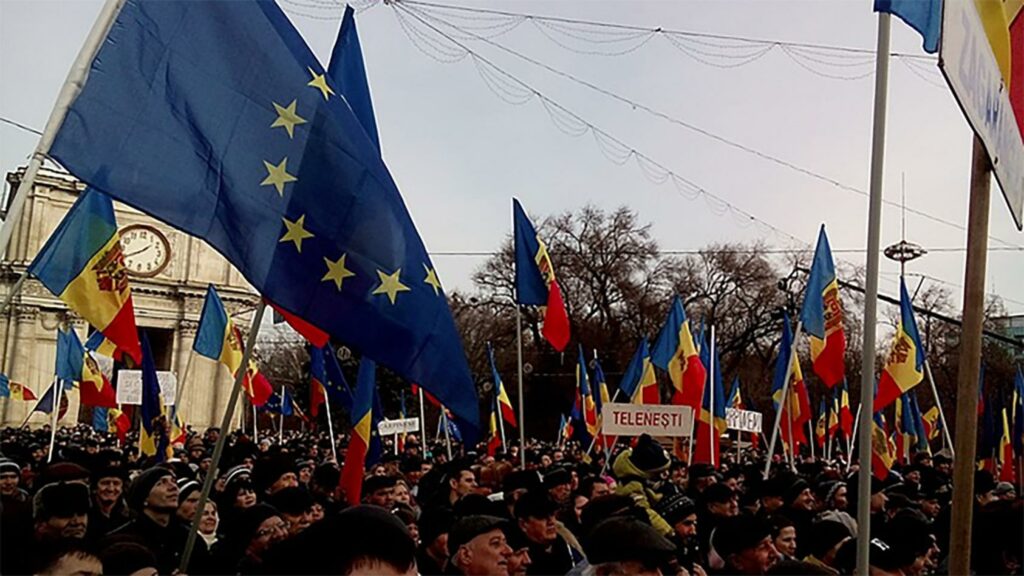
[998,407,1015,482]
[487,343,517,427]
[513,198,570,352]
[194,285,271,406]
[799,225,846,388]
[309,345,328,419]
[839,380,854,439]
[1013,366,1023,462]
[340,357,374,505]
[576,345,599,440]
[139,333,172,462]
[29,189,141,364]
[652,296,706,412]
[619,338,659,405]
[871,411,895,480]
[693,328,727,466]
[875,278,926,411]
[0,374,36,401]
[771,313,811,453]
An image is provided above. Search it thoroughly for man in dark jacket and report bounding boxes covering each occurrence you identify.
[514,491,581,576]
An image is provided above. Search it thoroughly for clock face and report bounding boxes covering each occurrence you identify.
[120,224,171,277]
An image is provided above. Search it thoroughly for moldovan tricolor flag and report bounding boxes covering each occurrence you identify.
[513,199,570,352]
[619,339,659,405]
[80,351,117,408]
[0,374,36,401]
[487,397,502,457]
[998,407,1015,482]
[652,296,706,412]
[309,345,328,419]
[576,345,599,441]
[799,225,845,388]
[194,285,271,406]
[29,189,141,364]
[875,278,926,411]
[139,333,172,462]
[871,411,895,480]
[839,380,854,439]
[1014,367,1023,468]
[340,357,375,505]
[771,313,811,454]
[693,329,727,466]
[487,343,516,427]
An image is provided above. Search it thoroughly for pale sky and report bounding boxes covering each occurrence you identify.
[1,0,1021,319]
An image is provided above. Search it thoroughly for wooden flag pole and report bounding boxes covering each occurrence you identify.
[948,136,992,576]
[181,302,265,572]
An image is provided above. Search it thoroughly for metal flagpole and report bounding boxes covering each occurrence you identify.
[809,417,816,461]
[324,393,338,462]
[181,302,265,571]
[585,389,620,458]
[442,407,453,460]
[922,360,954,457]
[856,12,890,576]
[497,394,508,453]
[170,350,195,438]
[763,321,803,479]
[847,404,863,474]
[0,0,127,261]
[786,405,796,471]
[47,378,62,463]
[417,387,426,452]
[516,307,526,468]
[278,395,285,444]
[709,325,716,468]
[252,403,258,440]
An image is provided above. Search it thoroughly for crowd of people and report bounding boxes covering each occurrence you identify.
[0,422,1021,575]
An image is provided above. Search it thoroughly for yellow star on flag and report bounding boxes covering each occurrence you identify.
[372,269,411,305]
[307,67,335,100]
[279,214,314,252]
[322,254,356,291]
[261,157,297,196]
[423,264,442,296]
[270,100,307,139]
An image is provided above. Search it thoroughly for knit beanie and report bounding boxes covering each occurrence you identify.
[236,503,281,545]
[630,434,670,473]
[127,467,174,511]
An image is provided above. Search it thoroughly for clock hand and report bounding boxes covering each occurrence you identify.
[123,245,152,258]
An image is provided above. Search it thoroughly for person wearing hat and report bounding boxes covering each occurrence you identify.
[973,469,998,507]
[583,517,678,576]
[712,515,779,574]
[611,433,673,537]
[993,481,1016,501]
[448,515,513,576]
[268,486,315,536]
[813,480,848,512]
[88,466,129,539]
[363,474,398,508]
[295,458,314,486]
[543,467,572,506]
[781,477,816,557]
[175,477,203,525]
[108,465,195,573]
[803,519,853,575]
[514,490,583,575]
[417,507,454,575]
[220,503,290,573]
[656,493,702,572]
[757,475,788,516]
[686,463,719,499]
[501,523,533,576]
[33,481,91,542]
[0,457,27,501]
[252,453,299,497]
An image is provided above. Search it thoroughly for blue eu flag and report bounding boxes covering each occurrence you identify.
[49,0,479,437]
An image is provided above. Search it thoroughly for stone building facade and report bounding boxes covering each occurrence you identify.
[0,166,259,429]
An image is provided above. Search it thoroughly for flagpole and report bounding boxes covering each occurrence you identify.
[515,306,526,468]
[442,408,453,460]
[417,386,426,454]
[278,396,285,444]
[181,301,265,572]
[848,403,863,474]
[763,320,803,479]
[0,0,127,261]
[324,392,338,462]
[585,389,620,458]
[923,359,954,457]
[252,403,258,440]
[856,11,891,576]
[809,417,816,461]
[497,395,508,453]
[46,378,62,463]
[786,405,796,471]
[170,349,195,434]
[709,324,716,468]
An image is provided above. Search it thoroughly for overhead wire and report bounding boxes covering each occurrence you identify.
[390,3,1020,309]
[397,2,1024,251]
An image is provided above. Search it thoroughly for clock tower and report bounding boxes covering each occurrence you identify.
[0,166,260,429]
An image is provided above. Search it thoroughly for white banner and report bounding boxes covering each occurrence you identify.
[941,0,1024,229]
[115,370,177,406]
[726,408,763,433]
[601,403,693,437]
[377,417,420,436]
